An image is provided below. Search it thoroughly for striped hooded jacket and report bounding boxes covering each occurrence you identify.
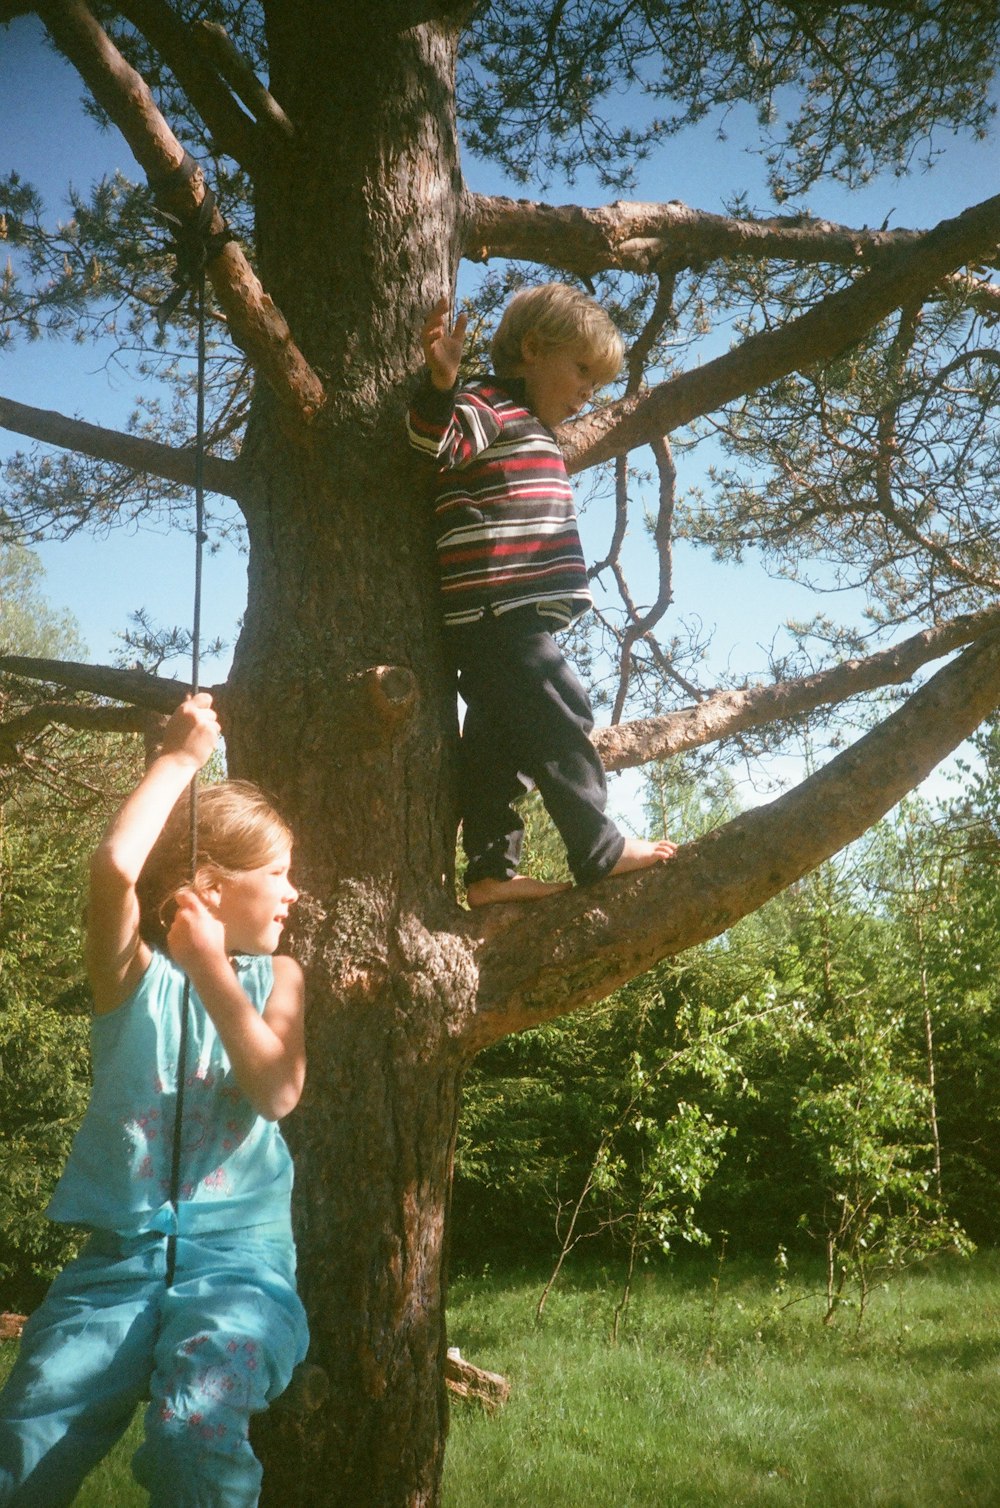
[406,372,593,627]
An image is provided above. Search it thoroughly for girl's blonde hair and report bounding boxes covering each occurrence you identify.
[137,779,293,949]
[491,282,624,387]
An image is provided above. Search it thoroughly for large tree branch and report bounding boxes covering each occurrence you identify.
[559,192,1000,472]
[0,394,242,499]
[116,0,264,172]
[38,0,325,427]
[463,193,927,278]
[464,195,1000,320]
[593,606,1000,771]
[466,625,1000,1050]
[0,655,209,713]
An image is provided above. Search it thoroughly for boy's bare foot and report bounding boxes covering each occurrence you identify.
[466,875,572,908]
[609,836,678,876]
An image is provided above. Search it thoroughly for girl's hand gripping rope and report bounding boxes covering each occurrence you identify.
[166,887,228,975]
[86,694,220,1015]
[160,691,220,770]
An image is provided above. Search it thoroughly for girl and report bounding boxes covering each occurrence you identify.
[0,693,309,1508]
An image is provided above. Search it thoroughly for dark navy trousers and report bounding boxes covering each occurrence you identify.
[449,608,625,887]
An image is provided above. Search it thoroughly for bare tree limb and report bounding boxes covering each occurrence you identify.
[191,20,293,142]
[462,199,1000,320]
[38,0,326,427]
[117,0,263,171]
[466,625,1000,1049]
[0,654,211,713]
[588,278,675,588]
[0,395,242,499]
[463,192,926,278]
[592,606,1000,771]
[0,701,148,771]
[609,434,677,724]
[559,192,1000,473]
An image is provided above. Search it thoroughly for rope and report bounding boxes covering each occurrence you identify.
[153,167,220,1288]
[153,152,233,331]
[146,170,329,1412]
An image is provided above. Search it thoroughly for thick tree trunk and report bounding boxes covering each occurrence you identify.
[225,10,472,1504]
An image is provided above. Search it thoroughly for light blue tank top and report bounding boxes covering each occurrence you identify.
[47,949,295,1238]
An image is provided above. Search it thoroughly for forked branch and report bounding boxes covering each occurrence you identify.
[191,20,293,142]
[117,0,263,171]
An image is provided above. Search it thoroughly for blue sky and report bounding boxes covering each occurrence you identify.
[1,13,996,813]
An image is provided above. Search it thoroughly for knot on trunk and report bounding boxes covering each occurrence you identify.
[352,664,419,736]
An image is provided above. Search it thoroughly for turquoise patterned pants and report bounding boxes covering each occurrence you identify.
[0,1225,308,1507]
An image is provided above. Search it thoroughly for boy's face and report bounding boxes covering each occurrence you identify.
[519,334,599,429]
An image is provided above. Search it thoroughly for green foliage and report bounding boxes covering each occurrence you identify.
[0,998,89,1309]
[0,756,145,1308]
[0,544,80,658]
[0,795,98,1307]
[455,756,1000,1320]
[792,997,970,1326]
[0,545,143,1307]
[462,2,1000,195]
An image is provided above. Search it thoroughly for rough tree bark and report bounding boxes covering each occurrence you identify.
[4,4,1000,1505]
[218,9,472,1502]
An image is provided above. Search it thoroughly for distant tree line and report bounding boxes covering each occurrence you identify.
[451,740,1000,1320]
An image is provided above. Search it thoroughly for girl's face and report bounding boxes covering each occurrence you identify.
[212,848,298,955]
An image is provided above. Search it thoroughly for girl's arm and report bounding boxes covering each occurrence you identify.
[86,694,220,1015]
[167,891,305,1121]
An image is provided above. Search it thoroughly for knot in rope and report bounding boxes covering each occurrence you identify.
[153,153,234,328]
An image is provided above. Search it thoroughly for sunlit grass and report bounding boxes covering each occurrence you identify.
[441,1250,1000,1507]
[2,1251,998,1504]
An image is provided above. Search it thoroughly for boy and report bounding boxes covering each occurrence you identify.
[408,283,677,907]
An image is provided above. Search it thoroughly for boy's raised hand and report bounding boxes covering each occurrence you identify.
[422,296,468,391]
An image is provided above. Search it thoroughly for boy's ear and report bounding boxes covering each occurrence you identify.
[520,330,542,365]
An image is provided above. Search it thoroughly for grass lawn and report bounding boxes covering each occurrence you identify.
[442,1250,1000,1508]
[2,1249,999,1505]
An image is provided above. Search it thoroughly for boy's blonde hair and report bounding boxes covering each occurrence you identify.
[491,282,624,387]
[137,779,293,949]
